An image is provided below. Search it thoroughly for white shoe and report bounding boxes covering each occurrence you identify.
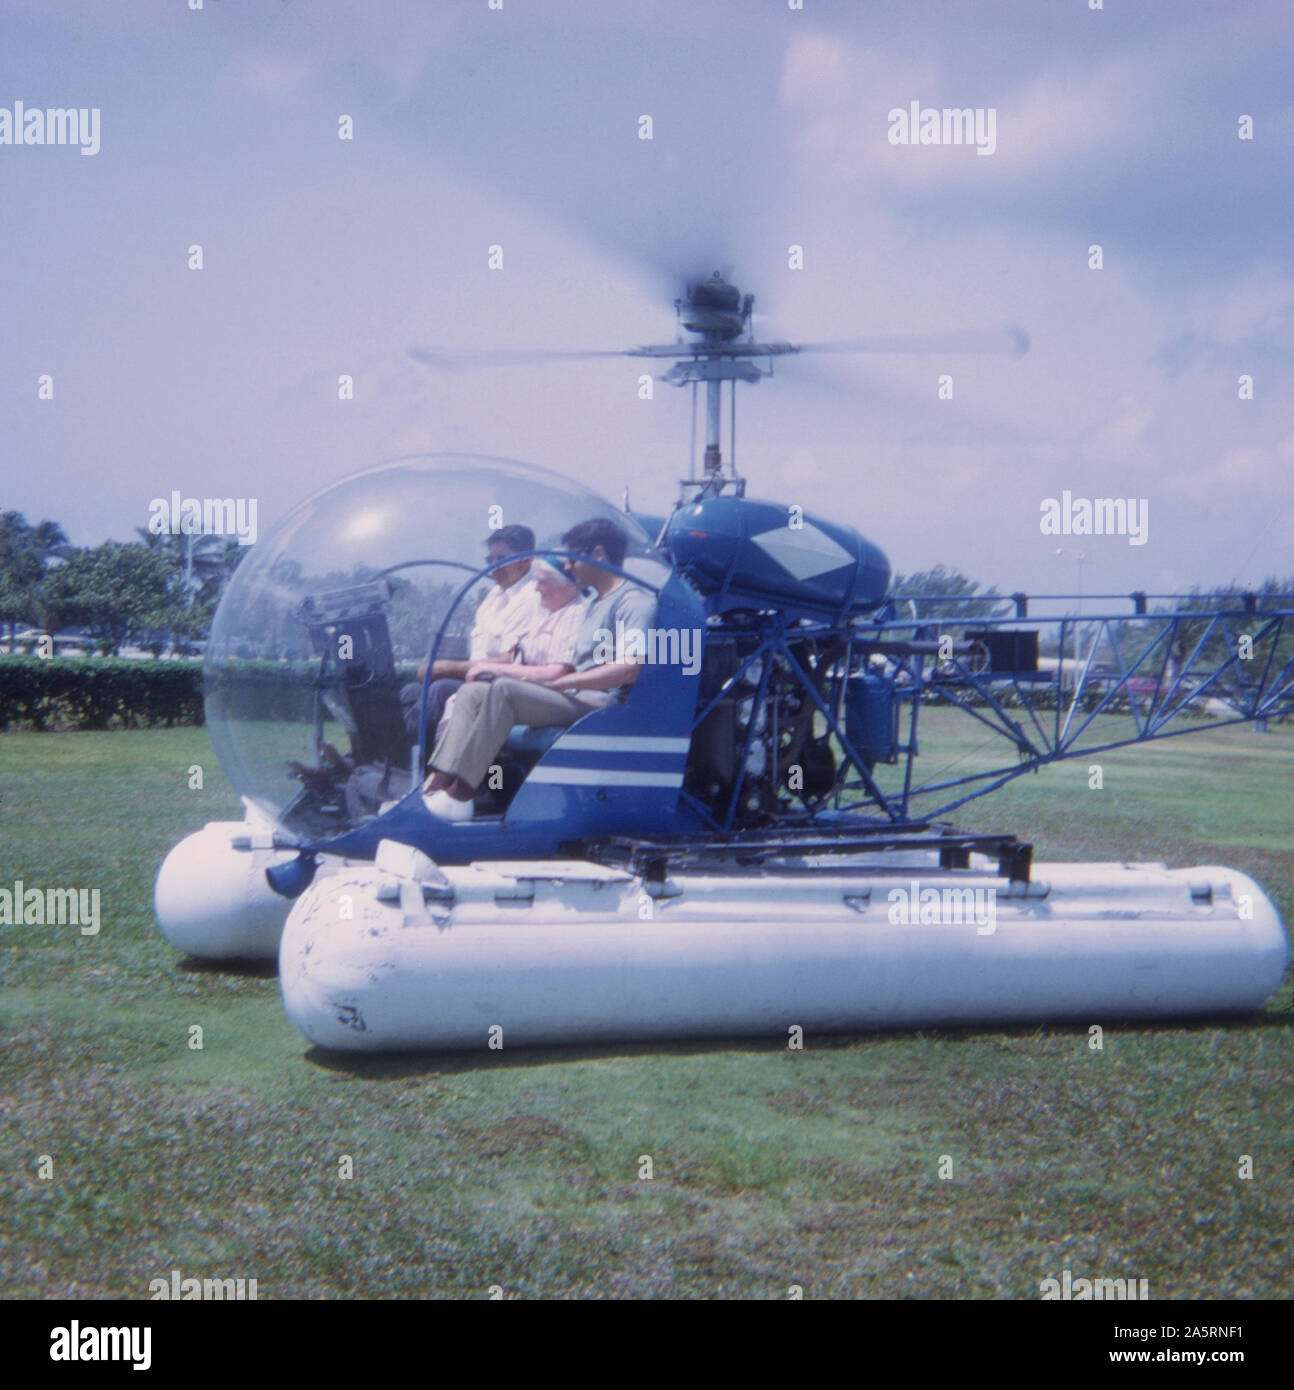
[423,789,474,821]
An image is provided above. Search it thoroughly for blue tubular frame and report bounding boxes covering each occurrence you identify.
[689,593,1293,835]
[687,617,901,833]
[851,596,1294,822]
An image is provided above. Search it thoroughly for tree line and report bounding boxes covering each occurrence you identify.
[0,510,246,657]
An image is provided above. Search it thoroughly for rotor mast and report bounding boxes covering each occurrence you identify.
[662,273,767,498]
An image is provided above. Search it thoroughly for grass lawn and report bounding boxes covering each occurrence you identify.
[1,716,1291,1299]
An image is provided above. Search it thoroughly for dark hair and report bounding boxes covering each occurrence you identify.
[484,524,535,555]
[561,517,628,568]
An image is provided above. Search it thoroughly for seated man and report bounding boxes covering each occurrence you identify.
[399,523,539,742]
[431,559,584,743]
[423,517,656,818]
[343,560,576,818]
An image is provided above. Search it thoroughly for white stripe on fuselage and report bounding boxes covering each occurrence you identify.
[525,767,684,787]
[554,735,691,753]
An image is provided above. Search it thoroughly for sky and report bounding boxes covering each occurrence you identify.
[1,0,1292,601]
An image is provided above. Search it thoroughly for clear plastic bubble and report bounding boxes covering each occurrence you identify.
[204,454,664,830]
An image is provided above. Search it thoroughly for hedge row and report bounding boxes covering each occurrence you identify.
[0,657,205,730]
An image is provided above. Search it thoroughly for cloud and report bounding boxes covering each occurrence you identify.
[1179,445,1283,505]
[780,32,1175,190]
[1081,393,1157,458]
[231,53,315,97]
[1152,266,1294,376]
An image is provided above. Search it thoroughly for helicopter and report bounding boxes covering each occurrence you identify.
[153,273,1292,1053]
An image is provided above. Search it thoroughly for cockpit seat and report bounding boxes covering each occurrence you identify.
[503,724,564,756]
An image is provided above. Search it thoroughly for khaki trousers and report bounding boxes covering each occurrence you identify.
[430,677,612,790]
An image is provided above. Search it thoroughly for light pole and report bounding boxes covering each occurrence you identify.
[1055,547,1088,660]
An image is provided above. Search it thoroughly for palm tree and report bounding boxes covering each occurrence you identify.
[0,511,70,648]
[134,527,229,608]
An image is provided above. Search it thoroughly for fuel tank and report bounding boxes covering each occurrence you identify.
[663,495,890,620]
[278,842,1289,1052]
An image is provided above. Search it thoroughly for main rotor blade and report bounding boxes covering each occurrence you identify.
[795,325,1030,358]
[408,345,635,371]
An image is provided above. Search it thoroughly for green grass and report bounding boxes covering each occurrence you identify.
[1,719,1291,1299]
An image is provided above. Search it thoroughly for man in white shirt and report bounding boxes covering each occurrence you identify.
[423,517,656,818]
[400,525,538,740]
[460,530,541,667]
[429,559,584,746]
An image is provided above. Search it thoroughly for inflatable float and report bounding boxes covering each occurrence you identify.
[276,839,1289,1052]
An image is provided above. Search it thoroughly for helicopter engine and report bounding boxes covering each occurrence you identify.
[687,634,843,825]
[666,493,891,827]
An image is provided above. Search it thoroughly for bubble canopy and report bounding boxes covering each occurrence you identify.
[204,454,667,828]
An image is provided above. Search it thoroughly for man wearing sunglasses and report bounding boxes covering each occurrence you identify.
[422,516,656,819]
